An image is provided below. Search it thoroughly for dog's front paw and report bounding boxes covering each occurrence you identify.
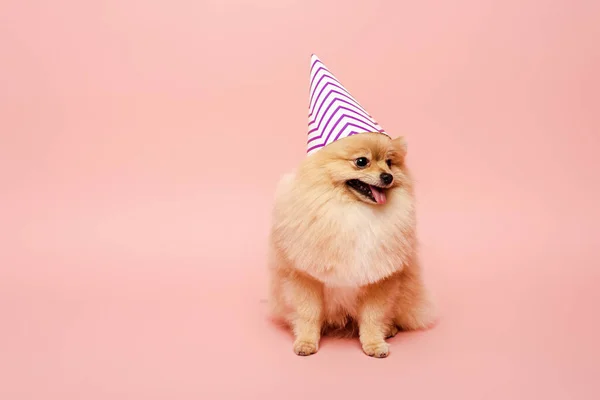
[293,340,318,356]
[385,324,399,339]
[362,341,389,358]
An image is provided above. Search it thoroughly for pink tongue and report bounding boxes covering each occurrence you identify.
[370,186,387,204]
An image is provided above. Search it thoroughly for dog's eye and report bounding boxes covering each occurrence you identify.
[355,157,369,168]
[386,159,392,167]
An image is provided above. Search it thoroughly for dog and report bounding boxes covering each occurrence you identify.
[267,132,436,357]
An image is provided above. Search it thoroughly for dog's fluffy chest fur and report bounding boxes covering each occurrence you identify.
[272,172,416,287]
[324,285,360,312]
[323,285,361,324]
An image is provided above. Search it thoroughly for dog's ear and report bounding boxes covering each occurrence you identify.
[391,136,407,161]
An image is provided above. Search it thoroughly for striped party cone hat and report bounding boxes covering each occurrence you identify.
[307,54,387,155]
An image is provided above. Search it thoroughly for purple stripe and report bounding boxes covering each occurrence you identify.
[307,123,378,153]
[311,56,320,70]
[334,122,382,142]
[308,114,381,145]
[327,118,379,142]
[322,112,380,140]
[309,81,357,117]
[323,116,380,143]
[309,77,352,111]
[309,89,367,119]
[308,90,374,125]
[309,66,343,97]
[308,105,379,140]
[306,142,326,153]
[308,97,374,133]
[309,75,349,110]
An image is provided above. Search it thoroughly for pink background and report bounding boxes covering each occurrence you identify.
[1,0,599,398]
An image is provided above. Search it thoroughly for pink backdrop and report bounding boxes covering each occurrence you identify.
[1,0,599,398]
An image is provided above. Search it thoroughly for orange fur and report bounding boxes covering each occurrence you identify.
[268,132,436,358]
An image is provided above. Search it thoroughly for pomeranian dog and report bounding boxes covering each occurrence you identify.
[268,132,436,358]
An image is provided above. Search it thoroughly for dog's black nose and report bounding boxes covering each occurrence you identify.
[380,173,394,185]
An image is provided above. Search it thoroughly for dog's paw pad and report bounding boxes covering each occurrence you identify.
[362,342,389,358]
[293,341,318,356]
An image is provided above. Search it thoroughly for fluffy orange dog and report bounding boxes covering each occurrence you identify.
[268,132,435,358]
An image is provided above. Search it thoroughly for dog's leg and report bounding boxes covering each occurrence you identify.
[385,324,399,338]
[286,272,324,356]
[357,278,398,358]
[393,268,437,331]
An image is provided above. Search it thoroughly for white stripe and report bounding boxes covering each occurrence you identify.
[328,121,379,145]
[308,106,380,142]
[308,75,352,112]
[308,95,376,131]
[309,56,326,81]
[310,115,381,147]
[309,67,350,98]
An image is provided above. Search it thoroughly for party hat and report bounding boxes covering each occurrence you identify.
[307,54,387,155]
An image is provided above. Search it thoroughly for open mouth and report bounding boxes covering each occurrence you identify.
[346,179,388,204]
